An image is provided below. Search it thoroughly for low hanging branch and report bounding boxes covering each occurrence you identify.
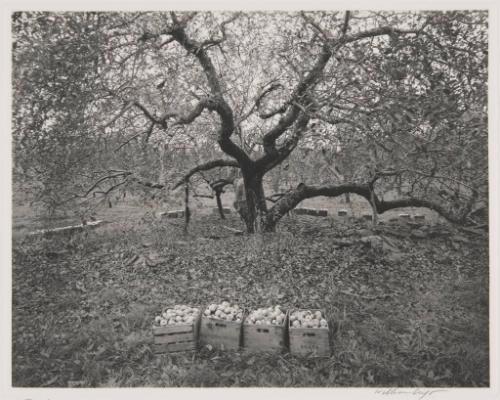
[83,171,133,197]
[172,159,239,190]
[264,180,469,230]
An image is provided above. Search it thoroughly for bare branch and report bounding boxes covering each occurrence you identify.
[100,101,133,129]
[300,11,329,40]
[261,45,333,152]
[133,101,163,125]
[129,176,165,190]
[372,169,478,193]
[114,123,154,152]
[83,172,132,197]
[266,180,468,228]
[134,98,214,128]
[340,25,421,46]
[167,17,253,167]
[172,159,240,190]
[341,11,351,36]
[200,13,241,48]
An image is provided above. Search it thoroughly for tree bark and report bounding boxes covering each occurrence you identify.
[263,181,467,231]
[369,185,378,226]
[184,184,191,234]
[241,171,270,233]
[215,189,225,220]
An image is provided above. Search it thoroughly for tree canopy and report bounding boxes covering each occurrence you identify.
[12,11,488,231]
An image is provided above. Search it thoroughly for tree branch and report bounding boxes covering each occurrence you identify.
[168,14,253,167]
[261,43,333,155]
[372,169,478,193]
[341,11,351,36]
[200,13,241,48]
[134,97,214,128]
[172,159,239,190]
[128,175,165,190]
[83,172,132,197]
[266,179,468,228]
[339,25,421,46]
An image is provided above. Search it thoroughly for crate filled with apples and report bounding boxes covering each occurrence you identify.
[288,309,330,357]
[243,305,288,352]
[199,301,244,350]
[152,305,201,353]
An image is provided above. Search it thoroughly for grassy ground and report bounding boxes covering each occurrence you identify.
[11,194,489,387]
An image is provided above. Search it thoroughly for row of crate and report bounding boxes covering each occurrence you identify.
[152,306,331,357]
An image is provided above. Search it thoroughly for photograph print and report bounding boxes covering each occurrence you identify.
[9,8,491,389]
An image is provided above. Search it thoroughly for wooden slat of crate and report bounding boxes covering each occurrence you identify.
[153,324,195,335]
[153,329,197,353]
[289,327,330,357]
[153,329,194,344]
[243,323,287,352]
[199,317,242,350]
[153,340,196,353]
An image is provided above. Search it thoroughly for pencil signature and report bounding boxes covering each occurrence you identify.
[374,388,448,400]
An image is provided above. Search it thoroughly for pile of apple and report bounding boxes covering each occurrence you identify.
[246,305,286,326]
[154,305,200,327]
[203,301,243,322]
[289,310,328,329]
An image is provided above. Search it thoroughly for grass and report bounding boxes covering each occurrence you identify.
[11,197,489,387]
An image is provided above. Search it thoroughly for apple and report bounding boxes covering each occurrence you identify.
[246,306,286,326]
[203,302,243,322]
[289,310,328,329]
[154,305,201,326]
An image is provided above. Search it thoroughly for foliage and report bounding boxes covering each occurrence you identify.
[11,11,488,230]
[12,211,488,387]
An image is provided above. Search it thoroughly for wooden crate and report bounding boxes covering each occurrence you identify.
[243,310,288,352]
[152,307,201,353]
[212,207,232,215]
[362,213,372,221]
[289,309,330,357]
[199,317,243,350]
[159,210,185,219]
[293,208,328,217]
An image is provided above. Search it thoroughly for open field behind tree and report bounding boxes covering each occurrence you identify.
[12,183,444,236]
